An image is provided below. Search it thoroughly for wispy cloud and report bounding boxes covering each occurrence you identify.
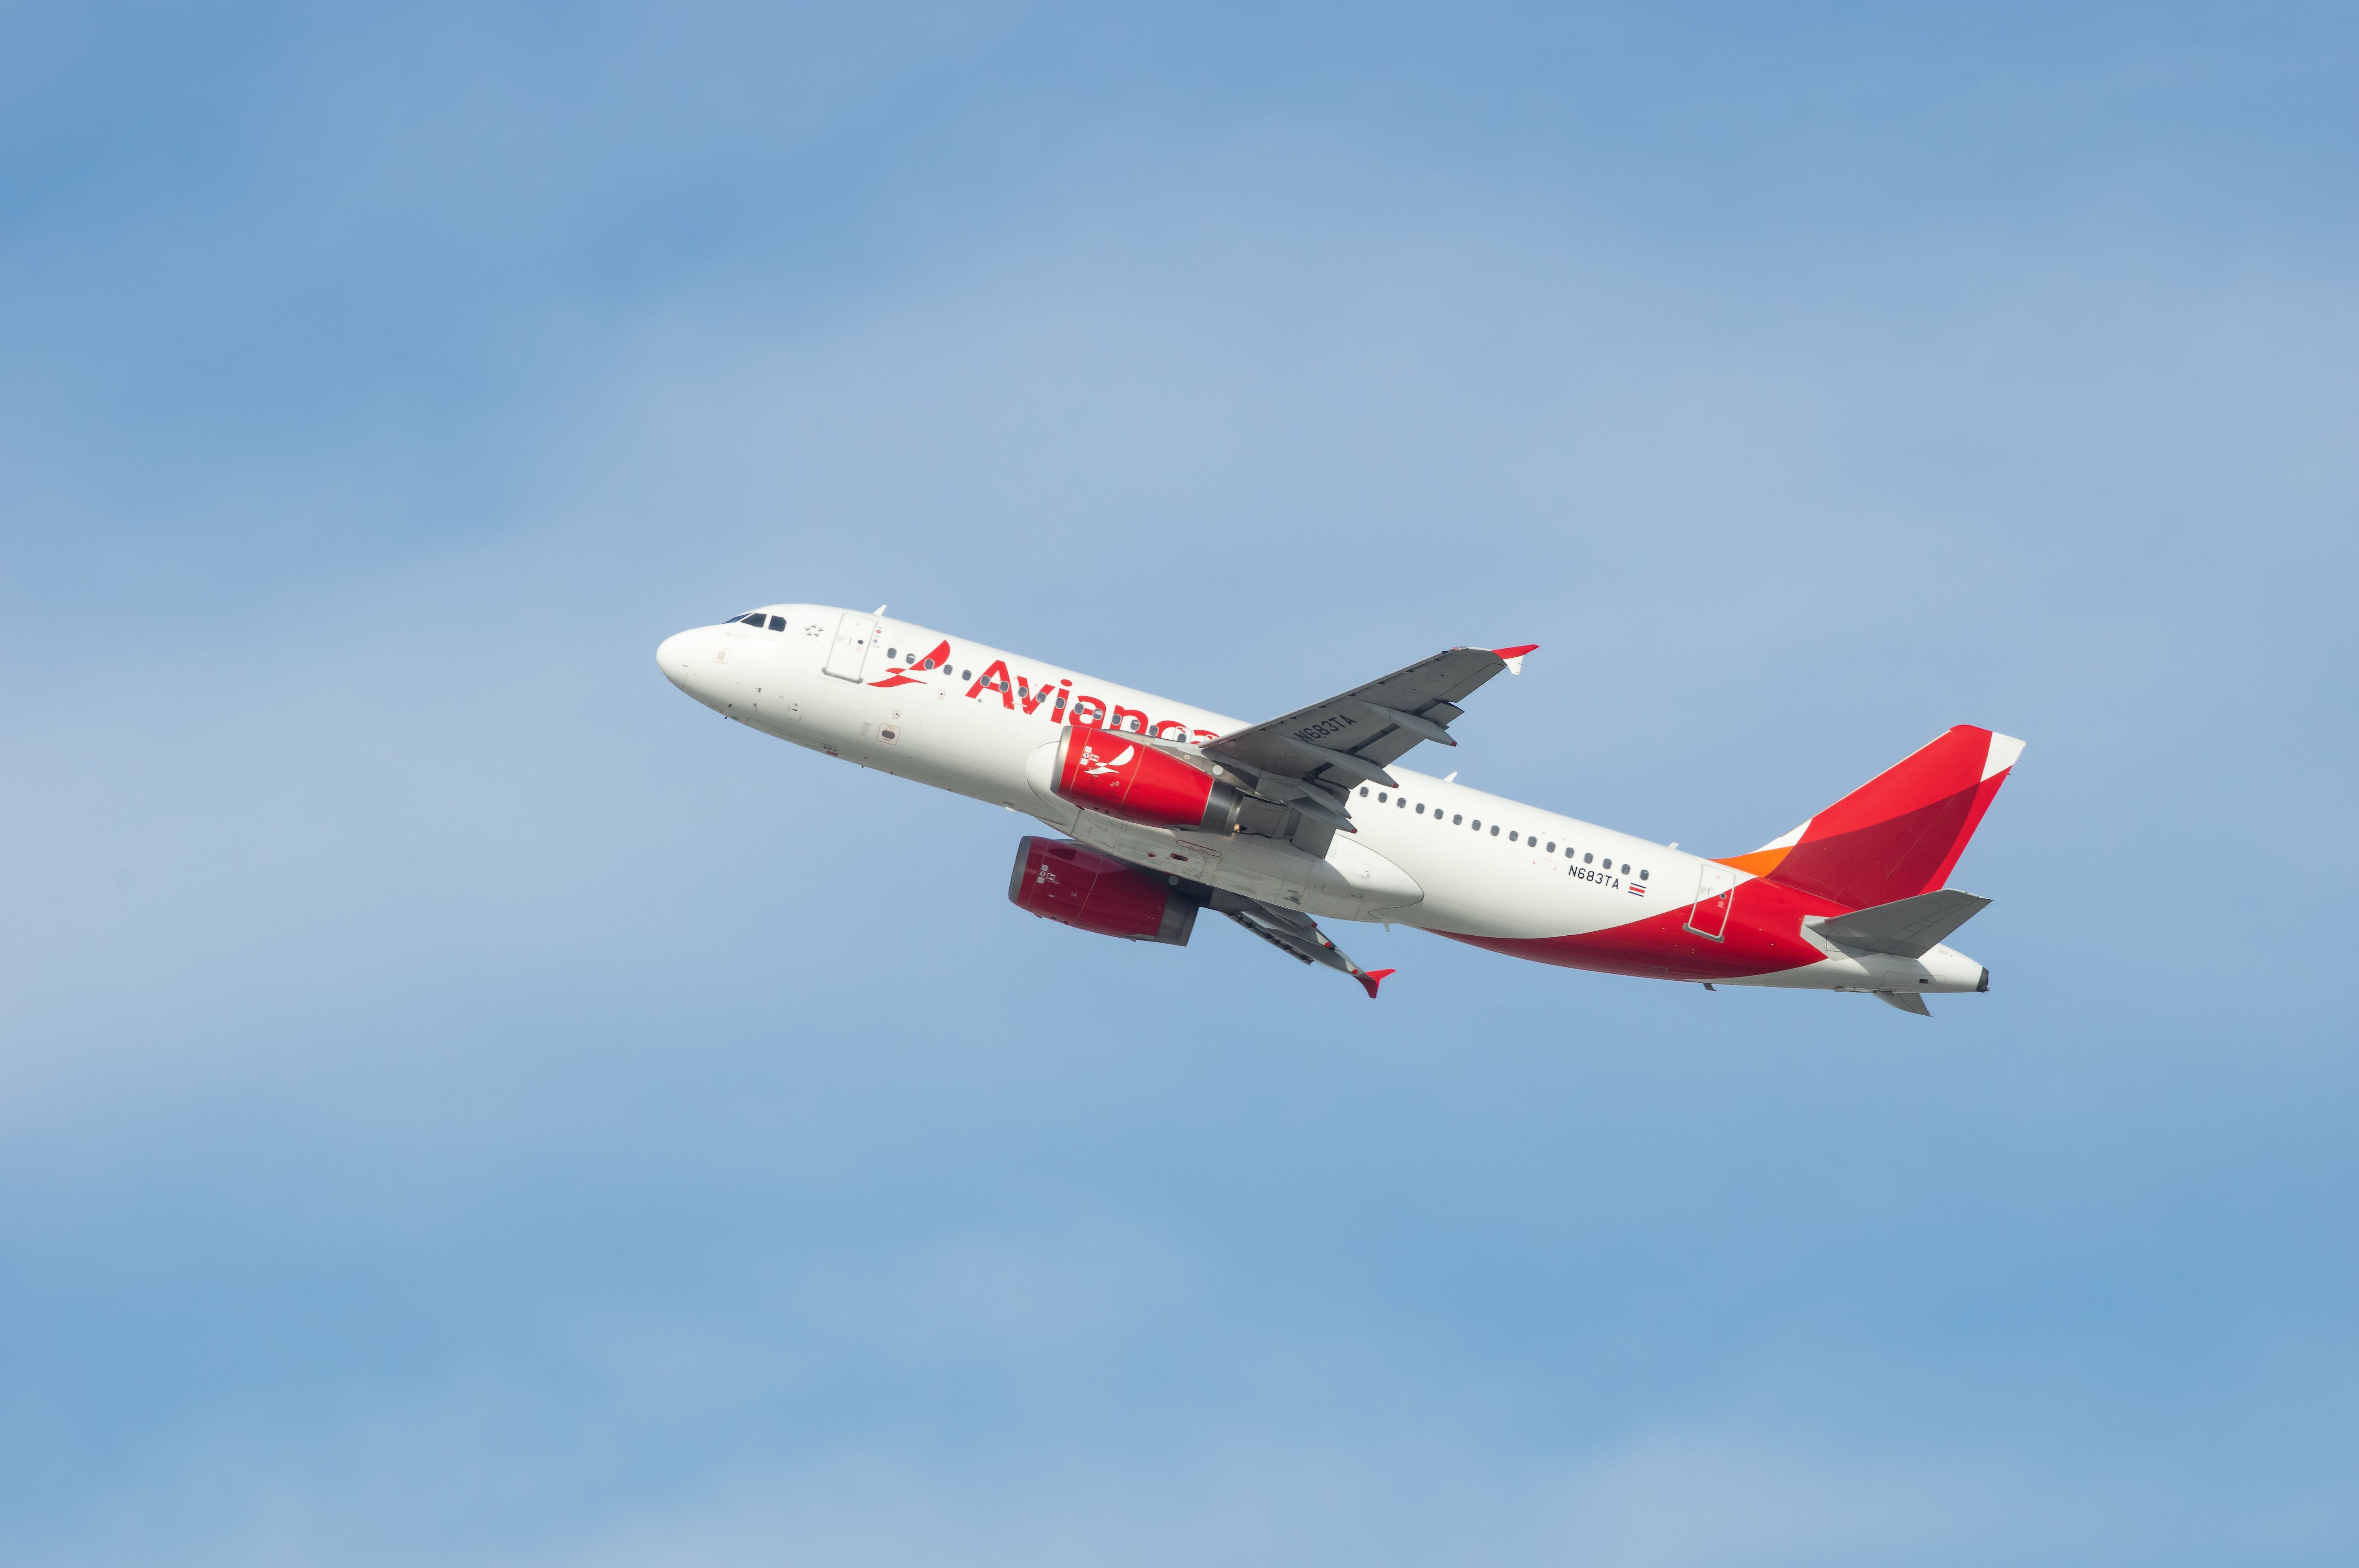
[2,4,2354,1563]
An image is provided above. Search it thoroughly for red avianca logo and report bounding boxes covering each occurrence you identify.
[867,639,954,688]
[872,641,1219,744]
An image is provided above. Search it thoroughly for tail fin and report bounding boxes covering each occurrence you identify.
[1721,726,2024,911]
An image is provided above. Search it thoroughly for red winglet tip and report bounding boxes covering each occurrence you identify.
[1491,643,1538,675]
[1357,967,1396,1000]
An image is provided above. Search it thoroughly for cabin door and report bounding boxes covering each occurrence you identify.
[823,612,877,682]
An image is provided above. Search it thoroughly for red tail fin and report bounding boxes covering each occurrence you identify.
[1721,726,2024,911]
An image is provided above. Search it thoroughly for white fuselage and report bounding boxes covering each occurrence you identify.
[657,606,1986,994]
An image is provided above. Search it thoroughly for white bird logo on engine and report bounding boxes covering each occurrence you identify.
[1082,744,1135,777]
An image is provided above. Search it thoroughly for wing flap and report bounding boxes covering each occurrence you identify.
[1217,897,1391,998]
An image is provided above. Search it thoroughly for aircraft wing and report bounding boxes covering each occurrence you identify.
[1215,894,1394,999]
[1201,644,1534,842]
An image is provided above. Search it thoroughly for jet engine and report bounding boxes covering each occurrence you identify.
[1048,727,1243,832]
[1007,836,1198,946]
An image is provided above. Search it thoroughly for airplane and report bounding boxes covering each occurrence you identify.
[656,604,2021,1014]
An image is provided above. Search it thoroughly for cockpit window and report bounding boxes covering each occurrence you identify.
[767,615,786,631]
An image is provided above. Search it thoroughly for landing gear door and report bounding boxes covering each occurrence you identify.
[823,611,877,682]
[1685,862,1738,942]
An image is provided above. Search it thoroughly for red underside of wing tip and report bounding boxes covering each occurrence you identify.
[1357,967,1396,999]
[1492,643,1539,660]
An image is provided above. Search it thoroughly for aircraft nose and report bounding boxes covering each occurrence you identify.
[656,629,703,691]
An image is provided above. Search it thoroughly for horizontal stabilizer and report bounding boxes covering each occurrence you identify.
[1808,889,1991,959]
[1873,989,1932,1016]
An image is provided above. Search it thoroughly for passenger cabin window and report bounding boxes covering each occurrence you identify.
[1620,863,1630,874]
[1397,796,1407,808]
[1453,814,1463,825]
[1546,841,1556,852]
[1584,853,1593,863]
[1490,825,1500,836]
[1640,869,1649,880]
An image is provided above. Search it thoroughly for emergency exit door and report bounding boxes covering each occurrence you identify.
[1685,862,1739,942]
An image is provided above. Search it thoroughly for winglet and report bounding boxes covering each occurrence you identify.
[1355,967,1396,1000]
[1492,643,1538,675]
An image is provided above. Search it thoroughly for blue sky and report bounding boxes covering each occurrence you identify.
[2,3,2354,1563]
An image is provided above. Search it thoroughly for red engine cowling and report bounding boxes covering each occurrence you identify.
[1007,836,1198,946]
[1050,727,1242,832]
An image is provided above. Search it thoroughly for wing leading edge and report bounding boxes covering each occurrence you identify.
[1202,644,1533,851]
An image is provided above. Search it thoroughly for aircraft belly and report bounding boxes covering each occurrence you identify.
[1059,813,1419,920]
[1323,835,1425,913]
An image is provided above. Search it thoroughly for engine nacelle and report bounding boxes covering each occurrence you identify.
[1049,727,1242,832]
[1007,836,1198,946]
